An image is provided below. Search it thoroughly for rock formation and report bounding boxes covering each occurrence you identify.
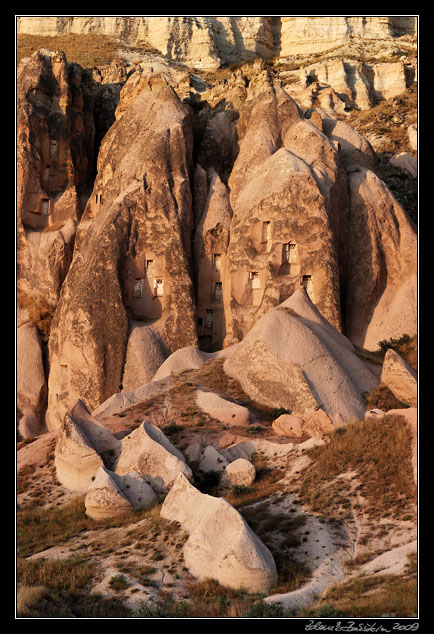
[85,466,157,520]
[160,473,278,592]
[17,49,96,329]
[17,322,47,439]
[381,349,418,407]
[224,288,378,425]
[114,422,193,494]
[45,69,198,429]
[220,458,256,489]
[195,390,250,427]
[17,16,417,68]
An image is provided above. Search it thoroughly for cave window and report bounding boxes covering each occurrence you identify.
[50,140,58,160]
[262,221,271,242]
[134,279,143,298]
[155,278,164,296]
[44,166,50,181]
[205,309,214,329]
[213,253,222,271]
[283,242,296,262]
[249,271,260,289]
[41,199,49,215]
[214,282,222,302]
[302,275,314,299]
[146,260,154,275]
[197,317,203,327]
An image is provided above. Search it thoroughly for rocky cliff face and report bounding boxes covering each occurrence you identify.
[17,21,417,432]
[17,16,417,69]
[45,71,198,429]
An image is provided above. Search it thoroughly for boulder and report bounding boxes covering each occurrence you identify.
[224,288,378,425]
[85,466,157,520]
[54,400,121,490]
[272,414,305,438]
[390,152,417,178]
[152,346,216,382]
[303,409,336,437]
[55,413,104,491]
[220,458,256,489]
[92,377,174,420]
[160,473,278,592]
[407,124,417,152]
[197,445,230,477]
[195,390,250,427]
[114,421,192,494]
[381,349,417,407]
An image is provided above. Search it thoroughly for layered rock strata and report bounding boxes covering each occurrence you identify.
[17,16,416,69]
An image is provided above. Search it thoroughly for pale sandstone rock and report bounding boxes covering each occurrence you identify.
[160,473,278,592]
[46,71,198,430]
[272,414,305,438]
[224,289,377,425]
[85,466,157,520]
[361,540,417,576]
[220,458,256,489]
[223,83,347,344]
[92,377,174,419]
[54,414,104,491]
[303,409,336,437]
[152,347,217,382]
[17,322,47,438]
[321,117,380,175]
[345,167,417,350]
[54,400,121,490]
[390,152,417,178]
[381,349,417,407]
[370,62,407,101]
[197,445,230,476]
[408,124,417,152]
[195,390,250,427]
[85,466,134,520]
[121,321,168,392]
[17,17,416,67]
[114,421,192,494]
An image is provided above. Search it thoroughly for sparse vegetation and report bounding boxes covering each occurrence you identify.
[17,33,159,68]
[298,571,417,618]
[296,416,416,522]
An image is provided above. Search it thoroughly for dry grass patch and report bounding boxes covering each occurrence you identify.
[17,33,159,68]
[296,416,416,522]
[365,384,411,411]
[299,571,417,618]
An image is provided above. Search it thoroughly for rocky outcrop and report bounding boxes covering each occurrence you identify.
[160,473,278,592]
[17,322,47,439]
[17,50,95,313]
[220,458,256,489]
[224,288,378,425]
[195,390,250,427]
[223,80,347,345]
[85,466,157,520]
[272,414,305,438]
[46,69,198,429]
[344,167,417,350]
[114,421,192,494]
[18,17,416,69]
[381,349,417,407]
[54,400,121,490]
